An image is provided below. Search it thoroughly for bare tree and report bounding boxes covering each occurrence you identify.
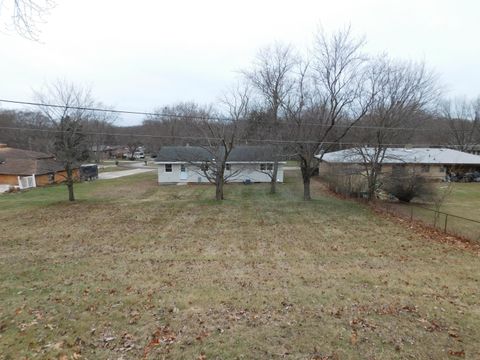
[383,167,434,203]
[243,43,297,194]
[1,0,55,40]
[34,80,94,201]
[285,27,374,200]
[353,58,439,200]
[441,97,480,152]
[0,109,53,152]
[142,102,212,153]
[432,182,454,227]
[193,83,249,201]
[84,105,117,162]
[126,141,142,160]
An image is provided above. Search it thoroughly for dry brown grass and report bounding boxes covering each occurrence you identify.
[0,172,479,359]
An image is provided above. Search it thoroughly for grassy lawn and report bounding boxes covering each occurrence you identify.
[387,183,480,242]
[438,183,480,221]
[285,160,300,167]
[0,173,479,359]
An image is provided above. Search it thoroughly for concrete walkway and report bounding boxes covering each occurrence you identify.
[98,168,155,180]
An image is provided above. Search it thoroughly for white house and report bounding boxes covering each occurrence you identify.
[155,146,286,184]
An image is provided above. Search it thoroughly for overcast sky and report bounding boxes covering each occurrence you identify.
[0,0,478,125]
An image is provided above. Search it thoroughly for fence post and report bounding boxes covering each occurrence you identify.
[444,214,448,233]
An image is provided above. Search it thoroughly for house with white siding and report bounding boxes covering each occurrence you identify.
[155,146,285,184]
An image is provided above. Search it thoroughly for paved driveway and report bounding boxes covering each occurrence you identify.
[98,168,155,180]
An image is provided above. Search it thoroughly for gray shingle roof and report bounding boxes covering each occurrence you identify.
[319,148,480,165]
[155,146,280,163]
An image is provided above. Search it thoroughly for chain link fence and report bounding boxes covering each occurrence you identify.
[381,202,480,243]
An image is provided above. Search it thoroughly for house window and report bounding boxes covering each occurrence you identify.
[439,166,446,173]
[392,164,405,177]
[165,164,172,172]
[200,163,209,171]
[180,164,186,172]
[260,163,273,171]
[48,173,55,184]
[421,165,430,173]
[226,163,231,171]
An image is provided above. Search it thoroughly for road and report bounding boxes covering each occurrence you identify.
[98,168,155,180]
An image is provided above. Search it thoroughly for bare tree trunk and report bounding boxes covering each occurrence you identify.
[301,166,312,201]
[270,160,278,194]
[66,163,75,202]
[367,170,378,201]
[303,175,311,201]
[215,178,224,201]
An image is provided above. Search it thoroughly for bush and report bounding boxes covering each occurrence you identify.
[383,172,434,202]
[321,165,367,197]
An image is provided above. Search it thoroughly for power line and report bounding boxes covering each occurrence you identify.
[0,125,475,148]
[0,98,223,121]
[0,98,475,133]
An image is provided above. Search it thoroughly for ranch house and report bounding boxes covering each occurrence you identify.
[155,146,285,184]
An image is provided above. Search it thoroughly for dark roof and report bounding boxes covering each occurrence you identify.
[156,146,280,162]
[0,146,53,160]
[0,158,66,176]
[89,145,125,152]
[0,146,66,176]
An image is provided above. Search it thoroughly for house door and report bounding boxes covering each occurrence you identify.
[179,164,188,180]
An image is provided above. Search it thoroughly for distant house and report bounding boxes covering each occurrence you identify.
[0,144,76,189]
[318,147,480,181]
[90,145,125,160]
[465,145,480,156]
[155,146,285,184]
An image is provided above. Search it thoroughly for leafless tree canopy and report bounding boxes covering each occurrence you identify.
[243,43,297,123]
[243,43,298,193]
[281,27,375,200]
[441,97,480,151]
[350,58,439,199]
[1,0,55,40]
[141,102,212,152]
[34,80,95,201]
[193,82,250,200]
[1,25,479,202]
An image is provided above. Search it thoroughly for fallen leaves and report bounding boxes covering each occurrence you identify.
[143,326,177,359]
[118,332,136,352]
[447,349,465,357]
[350,330,358,345]
[418,318,444,332]
[195,330,210,342]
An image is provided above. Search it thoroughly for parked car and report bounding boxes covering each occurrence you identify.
[133,151,145,159]
[462,172,480,182]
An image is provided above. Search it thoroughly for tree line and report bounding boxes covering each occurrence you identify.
[1,28,479,201]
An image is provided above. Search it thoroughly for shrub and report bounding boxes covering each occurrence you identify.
[321,164,367,197]
[383,171,434,202]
